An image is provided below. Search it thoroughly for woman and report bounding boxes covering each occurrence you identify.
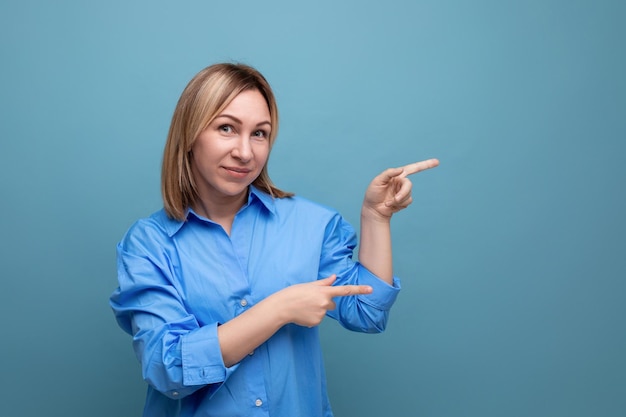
[110,63,438,417]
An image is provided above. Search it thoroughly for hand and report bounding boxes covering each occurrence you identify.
[362,158,439,220]
[277,275,373,328]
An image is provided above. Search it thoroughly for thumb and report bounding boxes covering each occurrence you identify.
[314,274,337,286]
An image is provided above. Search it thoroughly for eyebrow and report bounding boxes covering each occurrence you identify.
[216,114,271,128]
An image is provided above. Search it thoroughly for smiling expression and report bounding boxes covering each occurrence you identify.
[191,89,271,211]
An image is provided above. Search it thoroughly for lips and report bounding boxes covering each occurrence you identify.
[223,166,252,179]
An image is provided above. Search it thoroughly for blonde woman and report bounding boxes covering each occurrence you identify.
[110,63,438,417]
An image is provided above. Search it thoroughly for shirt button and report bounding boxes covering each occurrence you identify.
[255,399,263,407]
[248,350,254,356]
[172,391,179,397]
[240,299,248,307]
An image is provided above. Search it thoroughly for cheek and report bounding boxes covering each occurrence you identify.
[255,143,271,164]
[192,137,223,163]
[191,146,219,178]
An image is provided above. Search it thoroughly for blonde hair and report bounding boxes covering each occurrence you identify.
[161,63,292,220]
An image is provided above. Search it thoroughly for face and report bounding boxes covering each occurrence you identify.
[191,89,271,210]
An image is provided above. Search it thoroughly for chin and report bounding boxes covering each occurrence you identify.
[217,184,251,198]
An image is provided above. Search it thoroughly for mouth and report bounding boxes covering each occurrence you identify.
[223,166,252,178]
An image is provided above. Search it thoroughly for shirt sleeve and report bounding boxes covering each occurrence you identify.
[319,213,401,333]
[109,221,237,399]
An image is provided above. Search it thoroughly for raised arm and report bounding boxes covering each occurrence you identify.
[358,159,439,284]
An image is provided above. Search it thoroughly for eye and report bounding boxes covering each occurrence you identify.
[252,129,269,139]
[218,124,234,134]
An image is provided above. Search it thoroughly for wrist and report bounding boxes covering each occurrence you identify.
[263,289,292,326]
[361,206,391,224]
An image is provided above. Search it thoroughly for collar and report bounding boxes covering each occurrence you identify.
[159,185,276,237]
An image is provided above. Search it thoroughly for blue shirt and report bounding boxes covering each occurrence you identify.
[110,186,401,417]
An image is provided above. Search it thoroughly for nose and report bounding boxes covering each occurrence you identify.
[231,136,253,162]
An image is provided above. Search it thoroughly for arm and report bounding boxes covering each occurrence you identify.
[358,159,440,284]
[111,241,217,399]
[318,213,400,333]
[217,275,372,367]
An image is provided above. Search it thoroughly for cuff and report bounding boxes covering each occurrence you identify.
[181,323,239,387]
[355,264,401,310]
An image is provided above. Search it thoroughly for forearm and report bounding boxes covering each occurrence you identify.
[217,293,287,367]
[358,209,394,285]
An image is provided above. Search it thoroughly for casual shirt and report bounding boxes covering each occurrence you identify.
[110,186,401,417]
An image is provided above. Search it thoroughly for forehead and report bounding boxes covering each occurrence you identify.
[219,89,270,119]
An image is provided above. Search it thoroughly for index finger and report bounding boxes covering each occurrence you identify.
[399,158,439,177]
[327,285,373,297]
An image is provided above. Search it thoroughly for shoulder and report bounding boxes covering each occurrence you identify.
[274,194,337,214]
[119,208,179,252]
[273,194,339,221]
[271,195,356,239]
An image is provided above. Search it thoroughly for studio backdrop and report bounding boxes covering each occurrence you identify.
[1,1,624,416]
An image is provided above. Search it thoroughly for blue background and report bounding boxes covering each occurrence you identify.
[1,1,624,416]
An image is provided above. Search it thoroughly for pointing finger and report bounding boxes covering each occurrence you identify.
[314,275,337,286]
[399,158,439,178]
[327,285,373,297]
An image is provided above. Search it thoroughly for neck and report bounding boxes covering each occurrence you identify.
[192,190,248,235]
